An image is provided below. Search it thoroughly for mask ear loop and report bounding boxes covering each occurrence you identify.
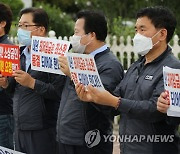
[81,33,92,46]
[151,29,161,39]
[152,40,160,47]
[151,30,162,46]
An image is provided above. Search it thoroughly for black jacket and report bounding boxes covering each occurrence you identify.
[7,46,66,130]
[167,117,180,125]
[0,35,13,115]
[115,46,180,154]
[57,47,124,146]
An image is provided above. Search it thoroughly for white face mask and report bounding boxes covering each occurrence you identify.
[133,30,161,56]
[70,34,90,53]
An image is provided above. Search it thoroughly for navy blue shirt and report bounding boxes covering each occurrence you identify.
[0,34,13,115]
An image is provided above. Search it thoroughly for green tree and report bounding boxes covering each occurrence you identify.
[1,0,24,21]
[34,2,74,37]
[33,0,180,38]
[74,0,180,37]
[33,0,79,14]
[1,0,24,36]
[110,16,134,38]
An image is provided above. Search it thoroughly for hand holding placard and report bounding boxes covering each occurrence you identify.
[58,56,71,77]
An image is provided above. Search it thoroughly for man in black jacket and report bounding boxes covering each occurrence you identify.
[0,3,14,149]
[0,7,65,154]
[76,6,180,154]
[57,10,124,154]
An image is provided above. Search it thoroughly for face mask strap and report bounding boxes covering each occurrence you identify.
[81,33,91,39]
[151,29,162,47]
[80,33,92,46]
[152,30,161,39]
[153,40,160,47]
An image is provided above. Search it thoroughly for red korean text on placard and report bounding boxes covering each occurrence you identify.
[71,72,78,85]
[54,43,68,56]
[73,57,86,71]
[85,58,96,72]
[32,54,40,67]
[167,73,180,89]
[39,40,54,54]
[0,44,20,76]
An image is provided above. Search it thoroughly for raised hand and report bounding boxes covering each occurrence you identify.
[157,91,170,113]
[12,70,35,89]
[58,56,71,77]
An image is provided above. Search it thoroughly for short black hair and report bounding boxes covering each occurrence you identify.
[136,6,177,43]
[0,3,13,34]
[20,7,49,34]
[77,10,107,41]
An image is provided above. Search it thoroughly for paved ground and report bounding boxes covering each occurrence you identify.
[113,140,120,154]
[113,124,120,154]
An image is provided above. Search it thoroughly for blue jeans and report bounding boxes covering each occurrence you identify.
[0,115,14,149]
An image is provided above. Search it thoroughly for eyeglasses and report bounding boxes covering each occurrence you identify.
[15,24,40,29]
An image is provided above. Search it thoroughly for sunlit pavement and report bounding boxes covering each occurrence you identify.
[113,141,120,154]
[113,124,120,154]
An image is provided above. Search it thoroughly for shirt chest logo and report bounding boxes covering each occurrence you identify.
[144,75,153,80]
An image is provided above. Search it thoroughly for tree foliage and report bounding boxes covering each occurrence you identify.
[74,0,180,36]
[110,16,135,39]
[33,0,79,13]
[1,0,24,21]
[34,2,74,37]
[4,0,180,38]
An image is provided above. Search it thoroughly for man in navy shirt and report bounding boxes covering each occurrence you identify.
[0,3,14,149]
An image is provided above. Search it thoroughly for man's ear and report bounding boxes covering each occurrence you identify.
[159,29,167,41]
[90,32,96,40]
[92,32,96,38]
[0,21,6,28]
[39,26,46,36]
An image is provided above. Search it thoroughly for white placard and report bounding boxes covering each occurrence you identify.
[163,66,180,117]
[31,36,70,75]
[0,146,25,154]
[67,53,104,90]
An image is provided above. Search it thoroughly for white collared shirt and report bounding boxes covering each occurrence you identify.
[90,44,108,56]
[21,46,31,72]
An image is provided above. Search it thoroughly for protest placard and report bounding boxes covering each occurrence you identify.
[0,146,25,154]
[163,66,180,117]
[0,44,20,76]
[67,53,104,90]
[31,36,70,75]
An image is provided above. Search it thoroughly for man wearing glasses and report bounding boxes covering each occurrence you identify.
[0,7,65,154]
